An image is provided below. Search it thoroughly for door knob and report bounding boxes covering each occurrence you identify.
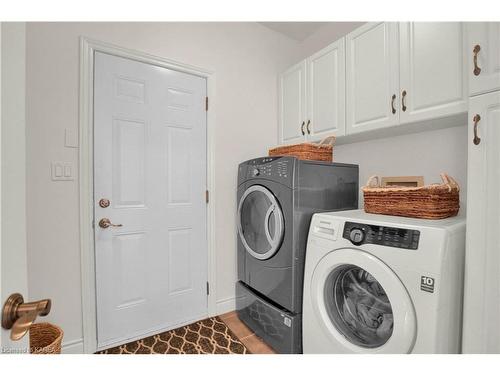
[99,198,110,208]
[99,218,123,229]
[1,293,51,340]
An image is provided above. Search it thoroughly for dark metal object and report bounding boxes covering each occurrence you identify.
[473,44,482,76]
[473,114,481,145]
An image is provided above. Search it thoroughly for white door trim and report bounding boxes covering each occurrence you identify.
[79,37,217,354]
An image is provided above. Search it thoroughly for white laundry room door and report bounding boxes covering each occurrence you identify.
[93,52,208,349]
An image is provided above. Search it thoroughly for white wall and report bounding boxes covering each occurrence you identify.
[1,22,30,351]
[333,125,468,207]
[25,22,300,352]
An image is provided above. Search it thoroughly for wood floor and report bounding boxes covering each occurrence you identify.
[219,311,276,354]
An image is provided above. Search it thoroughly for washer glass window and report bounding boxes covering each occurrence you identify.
[324,265,394,348]
[238,185,284,260]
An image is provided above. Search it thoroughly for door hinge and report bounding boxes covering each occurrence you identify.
[205,96,208,111]
[206,282,210,295]
[205,190,209,204]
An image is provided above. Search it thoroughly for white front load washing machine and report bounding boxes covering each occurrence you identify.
[303,210,466,354]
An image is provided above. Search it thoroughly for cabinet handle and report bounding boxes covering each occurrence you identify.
[473,114,481,145]
[301,121,305,135]
[306,120,311,134]
[391,94,396,114]
[401,90,407,112]
[473,44,482,76]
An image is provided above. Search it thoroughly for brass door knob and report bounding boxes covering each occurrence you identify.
[1,293,51,340]
[99,198,110,208]
[99,218,123,229]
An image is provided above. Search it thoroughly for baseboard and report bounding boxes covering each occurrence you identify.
[62,338,84,354]
[216,297,236,315]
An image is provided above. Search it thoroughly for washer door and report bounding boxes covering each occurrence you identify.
[311,248,417,353]
[237,185,284,260]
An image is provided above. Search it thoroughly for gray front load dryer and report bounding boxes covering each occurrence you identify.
[235,156,358,353]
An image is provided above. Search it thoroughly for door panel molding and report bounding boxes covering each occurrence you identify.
[79,37,216,354]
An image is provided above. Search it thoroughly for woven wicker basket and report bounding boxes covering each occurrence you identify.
[269,136,335,162]
[362,173,460,219]
[29,322,63,354]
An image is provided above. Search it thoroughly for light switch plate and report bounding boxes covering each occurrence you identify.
[64,128,78,148]
[51,162,74,181]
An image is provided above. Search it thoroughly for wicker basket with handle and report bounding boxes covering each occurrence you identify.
[29,322,64,354]
[269,136,335,162]
[362,173,460,219]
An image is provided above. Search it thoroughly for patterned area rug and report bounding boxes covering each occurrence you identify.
[98,317,249,354]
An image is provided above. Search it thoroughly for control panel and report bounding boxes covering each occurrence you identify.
[343,221,420,250]
[245,157,290,179]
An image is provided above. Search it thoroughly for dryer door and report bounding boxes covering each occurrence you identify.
[311,248,417,353]
[237,185,284,260]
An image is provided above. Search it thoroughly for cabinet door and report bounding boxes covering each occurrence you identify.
[399,22,467,124]
[279,61,307,144]
[467,22,500,96]
[462,91,500,353]
[307,38,346,139]
[346,22,400,134]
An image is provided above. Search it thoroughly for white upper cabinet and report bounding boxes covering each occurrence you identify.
[467,22,500,96]
[346,22,400,134]
[307,38,346,139]
[279,61,307,144]
[279,22,470,143]
[399,22,467,124]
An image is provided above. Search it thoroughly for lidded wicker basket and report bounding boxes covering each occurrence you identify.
[362,173,460,220]
[269,136,335,162]
[29,322,64,354]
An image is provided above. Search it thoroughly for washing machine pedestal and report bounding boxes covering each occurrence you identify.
[236,281,301,354]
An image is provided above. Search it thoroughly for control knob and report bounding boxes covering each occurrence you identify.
[349,228,365,245]
[252,168,260,176]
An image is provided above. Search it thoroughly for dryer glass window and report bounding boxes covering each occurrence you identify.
[238,185,284,260]
[241,191,273,254]
[325,265,394,348]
